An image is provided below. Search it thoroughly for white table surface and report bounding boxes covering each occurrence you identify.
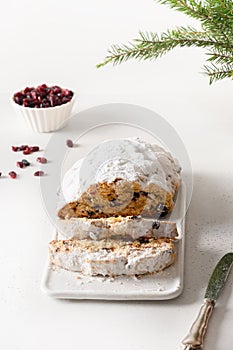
[1,1,233,349]
[1,93,233,350]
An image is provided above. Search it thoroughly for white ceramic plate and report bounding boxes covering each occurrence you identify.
[41,183,185,300]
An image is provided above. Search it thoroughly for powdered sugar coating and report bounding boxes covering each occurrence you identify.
[95,139,181,192]
[62,158,83,203]
[61,138,181,203]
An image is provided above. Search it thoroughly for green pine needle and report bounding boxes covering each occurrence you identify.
[97,0,233,84]
[204,63,233,84]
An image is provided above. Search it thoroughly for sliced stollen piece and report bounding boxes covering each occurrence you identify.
[49,238,176,276]
[57,216,178,240]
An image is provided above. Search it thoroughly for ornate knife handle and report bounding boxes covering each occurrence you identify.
[181,298,215,350]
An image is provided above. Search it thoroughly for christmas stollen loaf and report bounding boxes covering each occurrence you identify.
[50,138,181,276]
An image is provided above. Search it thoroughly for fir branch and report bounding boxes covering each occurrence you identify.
[206,50,233,65]
[157,0,208,21]
[97,27,226,68]
[157,0,233,44]
[204,63,233,84]
[202,1,233,45]
[97,0,233,83]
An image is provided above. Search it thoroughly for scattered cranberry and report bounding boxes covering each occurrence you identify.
[30,146,39,152]
[36,157,47,164]
[66,139,73,148]
[16,161,24,168]
[19,145,28,151]
[12,145,40,154]
[9,171,17,179]
[23,147,31,155]
[34,171,44,177]
[22,159,30,167]
[13,84,74,108]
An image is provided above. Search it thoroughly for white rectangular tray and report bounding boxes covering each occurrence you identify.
[41,184,186,300]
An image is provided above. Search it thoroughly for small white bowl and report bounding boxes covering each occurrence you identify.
[12,94,75,133]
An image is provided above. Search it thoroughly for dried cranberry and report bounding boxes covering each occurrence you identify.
[66,139,73,148]
[16,161,24,168]
[52,86,61,94]
[23,147,31,155]
[13,92,24,105]
[34,171,44,177]
[31,91,37,99]
[19,145,28,151]
[62,97,69,104]
[24,87,33,93]
[62,89,69,96]
[37,83,48,91]
[22,98,29,107]
[40,101,50,108]
[30,146,40,152]
[9,171,17,179]
[12,146,20,152]
[36,157,47,164]
[14,96,23,104]
[22,159,30,167]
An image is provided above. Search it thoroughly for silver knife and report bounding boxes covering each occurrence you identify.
[181,252,233,350]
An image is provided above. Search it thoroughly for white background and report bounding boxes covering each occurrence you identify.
[0,1,233,349]
[1,0,233,162]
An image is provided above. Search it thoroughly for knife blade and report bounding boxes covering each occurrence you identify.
[181,252,233,350]
[205,253,233,300]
